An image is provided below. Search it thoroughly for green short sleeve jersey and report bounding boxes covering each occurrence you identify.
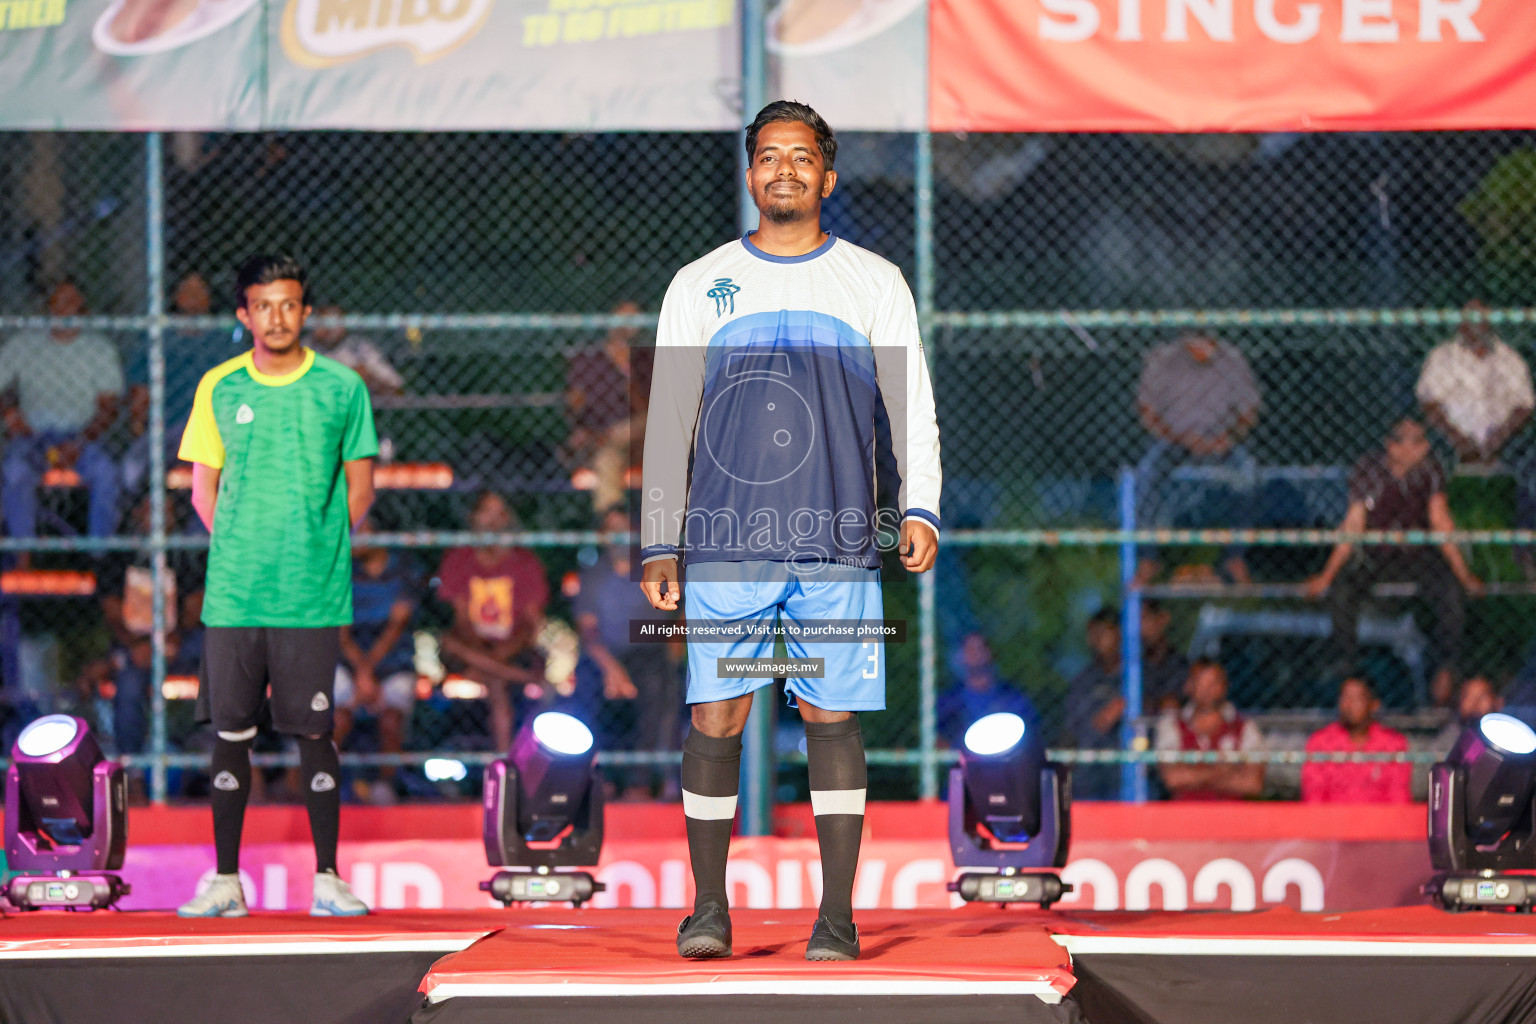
[178,348,378,627]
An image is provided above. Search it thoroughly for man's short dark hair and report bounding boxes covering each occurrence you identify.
[236,254,307,309]
[1088,607,1120,628]
[745,100,837,171]
[1190,656,1226,677]
[1340,672,1377,697]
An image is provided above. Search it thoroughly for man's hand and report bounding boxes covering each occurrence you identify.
[55,440,81,470]
[1302,573,1332,601]
[354,666,379,708]
[900,520,938,573]
[1091,696,1127,736]
[602,660,638,700]
[1459,571,1486,597]
[641,557,681,610]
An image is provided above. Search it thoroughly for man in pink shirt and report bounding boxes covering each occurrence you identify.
[1301,675,1412,803]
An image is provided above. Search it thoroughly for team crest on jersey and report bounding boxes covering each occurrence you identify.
[236,404,255,425]
[311,692,330,712]
[213,771,240,791]
[707,278,741,316]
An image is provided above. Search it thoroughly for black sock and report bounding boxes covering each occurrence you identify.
[298,734,341,875]
[681,728,742,912]
[805,716,867,929]
[211,736,253,876]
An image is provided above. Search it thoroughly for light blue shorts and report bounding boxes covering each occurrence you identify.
[682,560,885,711]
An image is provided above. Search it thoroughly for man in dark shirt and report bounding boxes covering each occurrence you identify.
[1305,418,1483,706]
[575,507,681,799]
[335,516,419,804]
[1141,598,1190,712]
[565,301,653,515]
[936,632,1038,750]
[1062,609,1124,800]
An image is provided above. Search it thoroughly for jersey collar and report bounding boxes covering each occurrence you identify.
[245,346,315,387]
[740,232,837,265]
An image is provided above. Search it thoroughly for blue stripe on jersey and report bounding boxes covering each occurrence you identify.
[686,310,886,567]
[740,233,838,264]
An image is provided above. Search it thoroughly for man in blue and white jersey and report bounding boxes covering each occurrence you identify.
[640,101,941,962]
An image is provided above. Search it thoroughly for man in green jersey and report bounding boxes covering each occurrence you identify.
[176,255,378,918]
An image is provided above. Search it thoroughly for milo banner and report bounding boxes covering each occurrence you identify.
[0,0,926,130]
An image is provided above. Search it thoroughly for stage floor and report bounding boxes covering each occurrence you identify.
[5,904,1536,1023]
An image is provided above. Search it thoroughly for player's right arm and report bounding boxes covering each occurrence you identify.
[179,370,226,532]
[639,272,706,611]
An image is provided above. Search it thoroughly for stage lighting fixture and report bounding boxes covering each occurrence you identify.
[946,713,1072,908]
[4,715,130,911]
[481,711,606,907]
[1427,713,1536,911]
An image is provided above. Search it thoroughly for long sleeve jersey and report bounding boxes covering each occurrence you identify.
[640,233,942,568]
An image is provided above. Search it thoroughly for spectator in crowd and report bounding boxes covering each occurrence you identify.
[1135,331,1261,585]
[1434,673,1504,751]
[1417,300,1533,468]
[0,279,123,543]
[334,516,420,805]
[1304,418,1482,707]
[566,301,652,514]
[124,270,233,497]
[1062,609,1125,800]
[1154,659,1265,800]
[95,494,205,759]
[310,304,405,396]
[575,507,682,800]
[938,632,1039,752]
[1141,598,1190,712]
[436,491,550,752]
[1300,674,1412,804]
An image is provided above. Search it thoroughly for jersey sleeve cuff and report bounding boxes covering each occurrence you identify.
[902,510,941,536]
[640,546,680,565]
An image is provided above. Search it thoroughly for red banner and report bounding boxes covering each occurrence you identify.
[24,802,1434,914]
[931,0,1536,132]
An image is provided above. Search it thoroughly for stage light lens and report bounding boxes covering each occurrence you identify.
[16,715,80,758]
[532,712,594,757]
[424,758,468,783]
[964,713,1026,756]
[1480,713,1536,756]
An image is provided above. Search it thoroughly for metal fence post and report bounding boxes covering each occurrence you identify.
[915,130,938,800]
[1117,467,1147,802]
[145,132,169,804]
[737,0,774,837]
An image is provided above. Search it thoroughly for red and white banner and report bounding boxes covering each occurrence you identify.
[44,802,1433,914]
[931,0,1536,132]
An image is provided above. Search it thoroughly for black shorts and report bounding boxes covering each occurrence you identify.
[197,627,340,736]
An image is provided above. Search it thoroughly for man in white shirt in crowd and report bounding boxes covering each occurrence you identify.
[1416,299,1533,468]
[0,279,124,544]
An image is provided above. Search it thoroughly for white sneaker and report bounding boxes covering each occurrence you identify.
[177,873,248,918]
[311,870,369,917]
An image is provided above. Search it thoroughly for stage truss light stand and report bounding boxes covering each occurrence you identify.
[946,764,1073,909]
[4,715,130,911]
[481,712,606,908]
[1426,714,1536,913]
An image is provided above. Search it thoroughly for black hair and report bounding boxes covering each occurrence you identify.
[1339,671,1377,697]
[1088,607,1120,628]
[1189,656,1226,678]
[745,100,837,171]
[235,254,307,309]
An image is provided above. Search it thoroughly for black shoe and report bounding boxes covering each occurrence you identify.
[676,902,732,959]
[805,915,860,961]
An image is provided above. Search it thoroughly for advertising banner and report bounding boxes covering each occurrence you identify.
[930,0,1536,132]
[75,802,1432,913]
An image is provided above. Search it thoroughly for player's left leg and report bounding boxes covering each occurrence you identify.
[782,566,884,961]
[266,627,368,916]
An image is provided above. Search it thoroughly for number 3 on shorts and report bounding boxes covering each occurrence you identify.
[861,641,879,680]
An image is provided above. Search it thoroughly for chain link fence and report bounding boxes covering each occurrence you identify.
[3,129,1536,805]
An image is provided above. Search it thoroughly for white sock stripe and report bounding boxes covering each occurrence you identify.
[682,790,739,821]
[810,788,867,816]
[217,727,258,742]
